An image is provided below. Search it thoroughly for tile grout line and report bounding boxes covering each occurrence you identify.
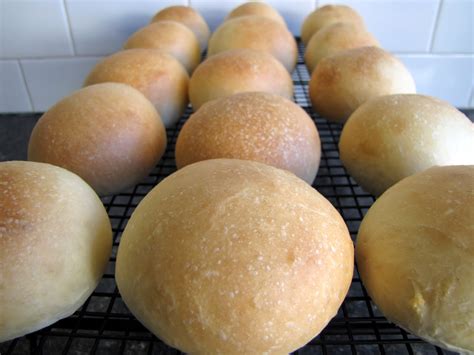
[62,0,77,55]
[429,0,443,52]
[17,60,35,112]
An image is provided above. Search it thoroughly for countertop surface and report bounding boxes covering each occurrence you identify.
[1,110,473,162]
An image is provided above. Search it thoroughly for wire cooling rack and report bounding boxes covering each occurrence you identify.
[0,41,454,355]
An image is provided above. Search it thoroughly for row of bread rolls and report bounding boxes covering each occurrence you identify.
[116,3,352,355]
[177,3,321,185]
[301,5,474,353]
[28,6,213,196]
[1,5,211,342]
[303,4,473,196]
[302,5,416,124]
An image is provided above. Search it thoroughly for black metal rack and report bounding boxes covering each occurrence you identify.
[0,42,454,355]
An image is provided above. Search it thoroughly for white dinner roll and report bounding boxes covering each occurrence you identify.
[151,6,210,51]
[339,94,474,196]
[84,49,189,127]
[123,21,201,73]
[176,92,321,184]
[225,2,286,26]
[309,46,416,124]
[0,161,112,342]
[116,159,354,354]
[304,22,379,73]
[208,16,297,72]
[301,5,364,45]
[28,83,167,196]
[189,49,293,110]
[356,165,474,353]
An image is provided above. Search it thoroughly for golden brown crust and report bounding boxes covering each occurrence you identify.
[339,94,474,196]
[225,2,286,26]
[123,21,201,73]
[309,46,416,123]
[151,6,210,50]
[84,49,189,127]
[0,161,112,342]
[28,83,167,196]
[304,22,379,73]
[208,16,297,72]
[176,92,320,184]
[356,165,474,352]
[116,159,354,354]
[189,49,293,110]
[301,5,364,45]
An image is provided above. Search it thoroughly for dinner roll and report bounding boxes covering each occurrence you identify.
[176,92,321,184]
[339,94,474,196]
[28,83,167,196]
[116,159,354,354]
[151,6,210,50]
[301,5,364,45]
[225,2,286,26]
[189,49,293,110]
[309,46,416,124]
[123,21,201,73]
[356,165,474,353]
[0,161,112,342]
[84,49,188,127]
[208,16,297,72]
[304,22,379,73]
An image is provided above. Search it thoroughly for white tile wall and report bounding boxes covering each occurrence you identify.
[399,54,474,107]
[21,57,102,111]
[0,0,74,58]
[0,61,32,112]
[432,0,473,53]
[66,0,186,56]
[0,0,473,112]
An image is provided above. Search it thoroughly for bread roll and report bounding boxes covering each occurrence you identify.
[28,83,167,196]
[309,46,416,124]
[176,92,321,184]
[339,94,474,196]
[225,2,286,26]
[84,49,189,127]
[356,165,474,353]
[151,6,210,51]
[301,5,364,45]
[123,21,201,73]
[0,161,112,342]
[304,22,379,73]
[208,16,297,72]
[189,49,293,110]
[116,158,354,354]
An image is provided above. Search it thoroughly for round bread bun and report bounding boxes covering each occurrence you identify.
[304,22,379,73]
[356,165,474,353]
[0,161,112,342]
[151,6,210,51]
[225,2,286,26]
[189,49,293,110]
[28,83,167,196]
[339,94,474,196]
[176,92,321,184]
[116,158,354,354]
[301,5,364,45]
[309,46,416,124]
[84,49,189,127]
[208,16,297,72]
[123,21,201,73]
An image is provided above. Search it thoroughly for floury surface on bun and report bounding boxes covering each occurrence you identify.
[116,159,354,354]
